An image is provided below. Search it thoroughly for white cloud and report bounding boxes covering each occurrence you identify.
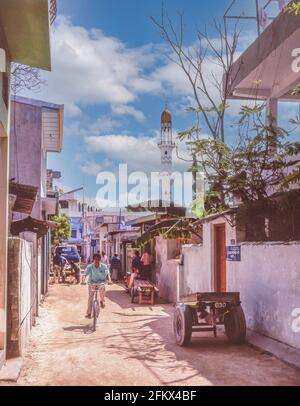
[64,103,83,118]
[80,160,111,176]
[151,62,192,97]
[111,105,146,122]
[89,116,121,133]
[64,121,88,138]
[26,16,166,121]
[84,133,190,173]
[64,115,121,138]
[21,17,257,126]
[80,161,101,176]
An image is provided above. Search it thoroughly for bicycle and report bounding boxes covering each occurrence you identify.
[90,283,106,331]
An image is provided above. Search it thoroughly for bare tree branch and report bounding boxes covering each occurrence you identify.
[152,6,240,143]
[11,63,46,95]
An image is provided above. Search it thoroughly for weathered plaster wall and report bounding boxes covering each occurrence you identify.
[227,242,300,350]
[155,237,181,303]
[180,216,300,350]
[0,28,10,362]
[7,238,33,358]
[181,217,236,296]
[180,245,211,296]
[9,100,42,219]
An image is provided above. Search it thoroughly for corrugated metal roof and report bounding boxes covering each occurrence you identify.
[9,182,38,214]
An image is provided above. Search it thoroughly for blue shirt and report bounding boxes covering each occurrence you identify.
[85,263,110,284]
[54,254,67,267]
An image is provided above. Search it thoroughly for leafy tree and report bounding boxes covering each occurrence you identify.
[179,107,300,215]
[51,214,71,245]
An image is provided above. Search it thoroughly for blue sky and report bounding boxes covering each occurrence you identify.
[28,0,298,206]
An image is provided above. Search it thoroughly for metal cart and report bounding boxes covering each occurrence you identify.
[174,292,246,346]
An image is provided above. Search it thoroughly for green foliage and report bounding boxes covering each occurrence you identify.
[178,127,200,142]
[291,84,300,96]
[179,107,300,217]
[281,165,300,188]
[186,103,229,114]
[238,104,265,123]
[51,214,71,245]
[287,2,300,15]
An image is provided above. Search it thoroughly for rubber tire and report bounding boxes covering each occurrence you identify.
[173,305,193,347]
[224,305,246,344]
[92,300,100,332]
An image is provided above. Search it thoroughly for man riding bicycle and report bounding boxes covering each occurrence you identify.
[85,253,112,319]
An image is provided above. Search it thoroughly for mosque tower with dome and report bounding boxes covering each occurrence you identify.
[158,107,175,175]
[158,107,176,204]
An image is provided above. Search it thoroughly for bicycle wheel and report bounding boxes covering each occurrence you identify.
[92,300,100,331]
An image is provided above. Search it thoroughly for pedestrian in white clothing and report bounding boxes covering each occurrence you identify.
[101,251,109,266]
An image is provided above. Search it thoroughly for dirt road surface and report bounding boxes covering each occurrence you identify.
[6,284,300,386]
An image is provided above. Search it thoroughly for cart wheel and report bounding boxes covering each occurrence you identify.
[173,305,193,347]
[224,305,246,344]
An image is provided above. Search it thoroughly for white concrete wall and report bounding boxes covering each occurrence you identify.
[227,242,300,350]
[180,215,300,350]
[0,36,10,361]
[181,245,211,296]
[155,237,181,303]
[19,240,32,354]
[180,217,236,297]
[7,238,33,357]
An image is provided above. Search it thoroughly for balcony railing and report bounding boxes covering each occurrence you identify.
[49,0,57,25]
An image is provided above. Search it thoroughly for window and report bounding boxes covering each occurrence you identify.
[60,246,78,255]
[71,229,77,239]
[60,200,69,209]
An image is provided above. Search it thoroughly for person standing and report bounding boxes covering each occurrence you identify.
[129,251,142,289]
[85,254,112,318]
[53,248,67,284]
[132,251,142,274]
[110,253,121,282]
[101,251,109,267]
[141,249,153,281]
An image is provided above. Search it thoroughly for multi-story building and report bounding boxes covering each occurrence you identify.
[9,96,64,297]
[59,194,100,261]
[0,0,57,368]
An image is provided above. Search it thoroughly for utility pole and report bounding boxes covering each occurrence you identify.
[224,0,276,39]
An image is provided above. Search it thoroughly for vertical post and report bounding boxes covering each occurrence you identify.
[266,98,278,126]
[0,135,8,360]
[266,98,278,153]
[255,0,261,37]
[55,191,60,216]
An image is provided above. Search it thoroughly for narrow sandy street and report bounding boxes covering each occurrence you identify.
[6,284,300,386]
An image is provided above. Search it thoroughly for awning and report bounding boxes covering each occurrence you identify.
[126,213,165,227]
[9,182,38,214]
[11,216,57,239]
[193,209,236,227]
[227,6,300,101]
[134,218,202,247]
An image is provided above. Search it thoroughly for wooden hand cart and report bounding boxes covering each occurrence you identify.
[131,280,159,305]
[174,292,246,347]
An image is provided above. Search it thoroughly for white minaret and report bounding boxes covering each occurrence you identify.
[159,107,175,174]
[158,107,175,204]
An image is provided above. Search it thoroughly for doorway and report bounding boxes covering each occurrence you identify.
[214,224,227,292]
